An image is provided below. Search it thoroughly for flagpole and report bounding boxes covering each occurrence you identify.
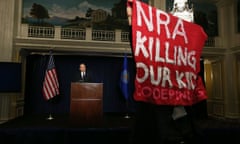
[47,113,54,120]
[124,100,131,119]
[43,51,59,121]
[125,48,131,119]
[46,95,54,121]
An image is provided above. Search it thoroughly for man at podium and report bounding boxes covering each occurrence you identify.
[70,63,102,125]
[72,63,92,82]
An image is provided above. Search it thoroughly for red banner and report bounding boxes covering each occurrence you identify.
[130,0,208,106]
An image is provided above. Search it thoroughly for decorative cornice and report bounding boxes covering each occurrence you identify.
[14,37,132,56]
[14,37,240,58]
[215,0,235,7]
[230,46,240,55]
[202,46,226,57]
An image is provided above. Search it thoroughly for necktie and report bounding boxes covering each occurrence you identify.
[82,72,85,80]
[81,72,84,79]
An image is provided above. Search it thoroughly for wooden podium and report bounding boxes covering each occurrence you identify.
[70,82,103,124]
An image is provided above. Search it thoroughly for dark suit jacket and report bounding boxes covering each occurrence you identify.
[72,71,92,83]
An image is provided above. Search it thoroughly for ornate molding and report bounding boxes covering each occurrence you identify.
[14,37,132,56]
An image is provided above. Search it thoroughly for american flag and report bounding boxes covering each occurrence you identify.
[42,54,59,100]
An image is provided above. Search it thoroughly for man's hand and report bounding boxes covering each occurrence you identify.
[126,0,133,25]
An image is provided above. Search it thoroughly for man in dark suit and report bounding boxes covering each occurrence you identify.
[73,63,92,82]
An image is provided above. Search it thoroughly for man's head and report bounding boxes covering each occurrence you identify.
[172,0,193,22]
[79,63,86,72]
[174,0,188,11]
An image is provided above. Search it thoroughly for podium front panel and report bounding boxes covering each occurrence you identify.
[70,83,103,124]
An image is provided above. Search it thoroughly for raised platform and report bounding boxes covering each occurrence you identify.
[1,114,240,144]
[0,113,133,144]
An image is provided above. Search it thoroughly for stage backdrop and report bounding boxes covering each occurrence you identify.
[24,54,206,117]
[24,54,136,115]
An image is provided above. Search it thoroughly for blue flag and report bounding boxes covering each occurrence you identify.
[120,54,129,101]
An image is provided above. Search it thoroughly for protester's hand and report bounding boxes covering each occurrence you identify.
[126,0,133,25]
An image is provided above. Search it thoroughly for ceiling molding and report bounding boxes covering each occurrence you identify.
[14,37,132,57]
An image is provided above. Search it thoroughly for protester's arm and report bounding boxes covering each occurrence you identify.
[126,0,133,25]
